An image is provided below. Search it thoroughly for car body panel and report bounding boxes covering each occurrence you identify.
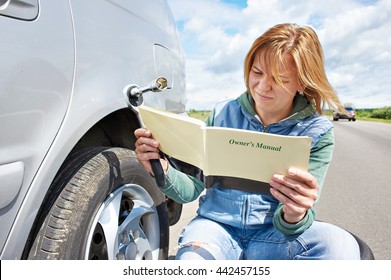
[0,0,74,257]
[0,0,186,259]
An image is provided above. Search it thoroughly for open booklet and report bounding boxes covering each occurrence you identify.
[138,105,311,184]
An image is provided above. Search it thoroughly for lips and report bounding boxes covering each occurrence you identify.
[254,91,274,101]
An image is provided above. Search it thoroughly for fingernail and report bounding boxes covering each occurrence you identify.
[272,174,281,180]
[288,168,296,175]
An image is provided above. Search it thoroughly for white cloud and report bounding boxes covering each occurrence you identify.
[167,0,391,110]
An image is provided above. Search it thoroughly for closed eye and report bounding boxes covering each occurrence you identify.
[279,75,291,84]
[251,66,264,75]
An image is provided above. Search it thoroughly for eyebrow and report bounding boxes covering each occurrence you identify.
[254,67,289,78]
[252,63,291,80]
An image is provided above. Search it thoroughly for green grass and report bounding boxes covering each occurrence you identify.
[189,110,391,124]
[188,110,211,121]
[356,117,391,124]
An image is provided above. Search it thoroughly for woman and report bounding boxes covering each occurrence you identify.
[135,23,360,259]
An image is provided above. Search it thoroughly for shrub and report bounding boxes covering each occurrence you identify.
[370,107,391,120]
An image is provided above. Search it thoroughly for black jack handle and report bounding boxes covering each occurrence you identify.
[125,77,168,188]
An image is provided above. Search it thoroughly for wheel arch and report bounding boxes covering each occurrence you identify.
[72,108,141,151]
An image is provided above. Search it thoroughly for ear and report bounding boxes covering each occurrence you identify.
[298,83,305,93]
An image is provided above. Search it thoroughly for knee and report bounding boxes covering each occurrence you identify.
[298,222,361,260]
[321,231,360,259]
[175,241,218,260]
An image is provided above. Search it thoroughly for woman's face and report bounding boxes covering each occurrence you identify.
[248,52,304,126]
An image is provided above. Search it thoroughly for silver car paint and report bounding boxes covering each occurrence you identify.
[0,0,186,259]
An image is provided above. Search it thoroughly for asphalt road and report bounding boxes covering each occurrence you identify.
[169,119,391,260]
[315,120,391,260]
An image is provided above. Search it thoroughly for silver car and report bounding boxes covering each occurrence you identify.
[333,106,356,121]
[0,0,186,260]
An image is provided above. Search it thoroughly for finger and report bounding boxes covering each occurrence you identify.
[136,150,161,162]
[270,188,307,214]
[136,141,159,153]
[134,128,152,139]
[270,181,315,209]
[135,136,159,150]
[286,168,318,189]
[270,188,314,209]
[135,137,161,163]
[271,174,318,201]
[135,141,160,161]
[270,188,311,224]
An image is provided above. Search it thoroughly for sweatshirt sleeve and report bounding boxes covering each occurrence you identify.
[159,164,205,204]
[273,129,334,235]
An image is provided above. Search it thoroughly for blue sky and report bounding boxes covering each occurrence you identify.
[167,0,391,110]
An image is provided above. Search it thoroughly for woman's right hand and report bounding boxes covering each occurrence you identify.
[134,128,168,175]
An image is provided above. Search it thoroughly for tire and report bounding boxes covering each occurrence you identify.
[166,197,183,226]
[27,147,169,260]
[350,232,375,260]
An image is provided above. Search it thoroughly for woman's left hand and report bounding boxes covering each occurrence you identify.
[269,168,319,224]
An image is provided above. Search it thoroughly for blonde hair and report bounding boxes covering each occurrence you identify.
[244,23,344,114]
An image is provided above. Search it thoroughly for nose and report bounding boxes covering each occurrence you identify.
[256,75,272,92]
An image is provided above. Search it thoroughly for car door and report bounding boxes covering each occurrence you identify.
[0,0,74,255]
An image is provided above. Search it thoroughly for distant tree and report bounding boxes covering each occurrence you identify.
[370,107,391,120]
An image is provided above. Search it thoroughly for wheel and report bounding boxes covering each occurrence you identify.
[350,232,375,260]
[27,147,169,260]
